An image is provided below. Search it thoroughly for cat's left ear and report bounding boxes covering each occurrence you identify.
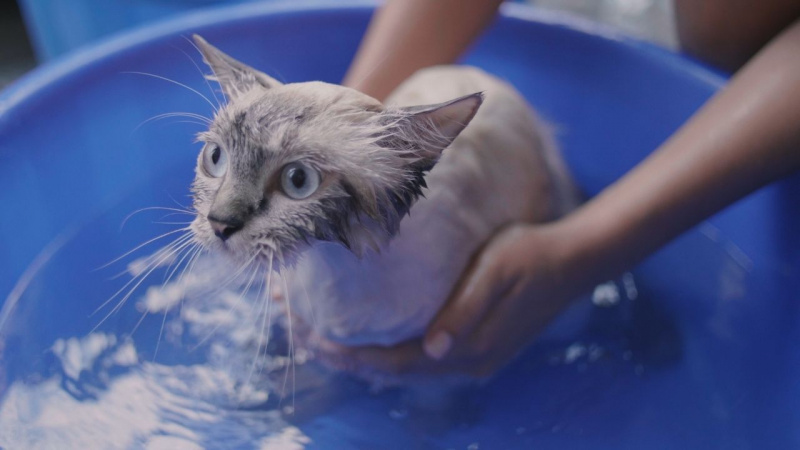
[352,92,484,242]
[193,34,282,100]
[392,92,484,162]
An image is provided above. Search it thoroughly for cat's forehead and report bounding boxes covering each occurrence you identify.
[200,82,384,161]
[213,82,381,131]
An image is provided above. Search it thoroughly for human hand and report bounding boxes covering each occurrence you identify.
[317,222,593,379]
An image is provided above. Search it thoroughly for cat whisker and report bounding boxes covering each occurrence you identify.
[198,252,259,298]
[186,252,259,352]
[152,221,195,226]
[245,273,268,380]
[103,233,193,282]
[129,305,150,337]
[120,206,196,232]
[299,276,318,330]
[123,71,218,113]
[96,226,192,271]
[240,262,264,317]
[238,261,263,314]
[176,244,204,290]
[155,212,199,223]
[152,308,170,362]
[176,244,205,320]
[90,234,194,331]
[166,194,195,214]
[249,252,274,384]
[146,242,203,354]
[106,267,136,281]
[106,236,195,318]
[239,260,268,382]
[144,112,211,124]
[280,272,296,410]
[133,112,212,134]
[165,120,210,128]
[163,238,199,283]
[95,231,193,304]
[168,112,214,123]
[130,240,197,339]
[101,234,194,314]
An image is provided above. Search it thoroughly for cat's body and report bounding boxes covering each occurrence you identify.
[289,66,576,346]
[188,36,577,351]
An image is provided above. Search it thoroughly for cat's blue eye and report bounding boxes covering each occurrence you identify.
[202,144,228,178]
[281,162,320,200]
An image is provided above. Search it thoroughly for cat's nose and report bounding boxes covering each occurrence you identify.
[207,215,244,241]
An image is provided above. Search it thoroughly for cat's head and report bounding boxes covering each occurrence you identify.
[189,35,482,263]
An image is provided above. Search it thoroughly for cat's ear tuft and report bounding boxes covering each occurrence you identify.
[192,34,282,100]
[395,92,484,161]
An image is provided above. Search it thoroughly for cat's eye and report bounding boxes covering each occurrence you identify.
[202,144,228,178]
[280,161,320,200]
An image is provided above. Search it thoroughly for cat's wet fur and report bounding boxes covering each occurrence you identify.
[190,35,483,264]
[187,36,577,387]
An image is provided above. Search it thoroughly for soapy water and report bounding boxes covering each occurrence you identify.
[0,239,607,446]
[0,192,750,448]
[0,243,645,449]
[1,335,308,449]
[0,252,316,448]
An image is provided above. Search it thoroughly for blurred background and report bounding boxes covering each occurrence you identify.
[0,0,676,89]
[0,0,35,88]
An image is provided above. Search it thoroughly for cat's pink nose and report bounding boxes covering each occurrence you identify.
[207,215,243,241]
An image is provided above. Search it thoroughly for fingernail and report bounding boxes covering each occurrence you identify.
[424,332,452,360]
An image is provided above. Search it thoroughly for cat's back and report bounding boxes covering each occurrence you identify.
[387,65,573,227]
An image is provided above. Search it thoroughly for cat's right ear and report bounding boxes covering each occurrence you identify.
[192,35,282,101]
[391,92,484,162]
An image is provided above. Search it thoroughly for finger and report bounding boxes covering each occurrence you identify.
[352,340,427,374]
[313,337,357,371]
[323,338,428,375]
[424,253,514,361]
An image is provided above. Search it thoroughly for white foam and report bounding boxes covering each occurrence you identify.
[0,355,308,449]
[592,281,620,307]
[0,253,311,449]
[52,333,117,380]
[563,343,587,364]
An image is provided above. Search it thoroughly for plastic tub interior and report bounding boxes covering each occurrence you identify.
[1,1,798,448]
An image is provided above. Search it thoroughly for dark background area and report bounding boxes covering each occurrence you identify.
[0,0,677,91]
[0,0,36,88]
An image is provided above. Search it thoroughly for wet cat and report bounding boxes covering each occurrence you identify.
[189,35,576,350]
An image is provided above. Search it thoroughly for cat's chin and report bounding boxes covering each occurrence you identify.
[202,237,312,271]
[196,237,252,266]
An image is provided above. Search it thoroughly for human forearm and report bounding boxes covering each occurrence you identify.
[343,0,504,101]
[562,18,800,285]
[674,0,800,72]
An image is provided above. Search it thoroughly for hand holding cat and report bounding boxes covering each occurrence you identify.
[316,223,588,378]
[321,10,800,373]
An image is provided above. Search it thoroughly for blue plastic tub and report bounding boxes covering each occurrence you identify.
[17,0,263,61]
[1,1,798,448]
